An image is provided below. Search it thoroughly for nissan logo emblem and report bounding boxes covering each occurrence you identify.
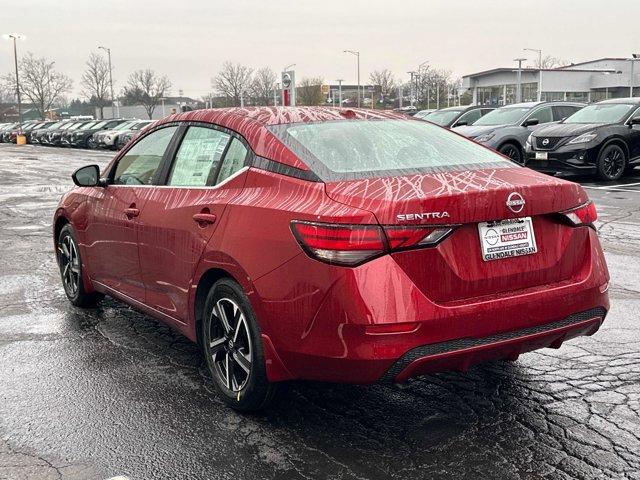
[542,138,550,146]
[506,192,525,213]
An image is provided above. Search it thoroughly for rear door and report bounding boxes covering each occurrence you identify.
[83,125,179,300]
[138,124,251,324]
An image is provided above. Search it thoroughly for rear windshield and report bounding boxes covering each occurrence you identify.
[268,119,512,181]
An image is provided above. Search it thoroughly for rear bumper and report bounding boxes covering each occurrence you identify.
[381,307,605,383]
[255,229,610,384]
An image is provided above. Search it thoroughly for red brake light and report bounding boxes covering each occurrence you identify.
[560,201,597,227]
[291,221,456,266]
[291,221,385,266]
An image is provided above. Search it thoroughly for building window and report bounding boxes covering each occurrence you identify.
[541,92,565,102]
[566,92,589,103]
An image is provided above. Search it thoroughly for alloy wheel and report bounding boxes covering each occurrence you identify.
[58,235,80,295]
[208,298,253,392]
[602,147,625,179]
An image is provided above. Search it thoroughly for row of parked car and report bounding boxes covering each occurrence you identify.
[407,98,640,180]
[0,118,154,150]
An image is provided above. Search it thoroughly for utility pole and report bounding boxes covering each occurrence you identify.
[631,54,640,97]
[10,34,22,124]
[273,83,279,106]
[343,50,360,107]
[525,48,542,101]
[337,79,344,106]
[98,46,115,118]
[514,58,527,104]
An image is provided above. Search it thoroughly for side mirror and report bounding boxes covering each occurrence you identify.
[454,120,468,127]
[523,118,539,127]
[72,164,103,187]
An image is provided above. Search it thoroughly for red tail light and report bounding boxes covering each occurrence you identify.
[291,221,455,266]
[560,201,597,227]
[291,222,386,266]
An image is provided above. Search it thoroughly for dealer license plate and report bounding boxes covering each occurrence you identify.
[478,217,537,262]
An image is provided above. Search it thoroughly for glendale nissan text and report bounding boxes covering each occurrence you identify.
[54,107,610,411]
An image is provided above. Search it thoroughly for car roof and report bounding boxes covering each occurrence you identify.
[597,97,640,105]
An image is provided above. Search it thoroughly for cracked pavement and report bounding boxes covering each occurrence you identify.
[0,144,639,480]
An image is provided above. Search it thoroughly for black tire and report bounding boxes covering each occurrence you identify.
[499,143,523,165]
[597,144,627,181]
[202,278,277,412]
[56,224,103,307]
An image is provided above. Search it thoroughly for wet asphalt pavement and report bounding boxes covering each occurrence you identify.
[0,144,639,480]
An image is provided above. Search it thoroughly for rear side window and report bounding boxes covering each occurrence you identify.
[113,126,178,185]
[216,138,248,184]
[268,119,512,181]
[168,126,230,186]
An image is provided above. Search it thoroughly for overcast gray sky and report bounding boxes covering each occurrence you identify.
[2,0,639,99]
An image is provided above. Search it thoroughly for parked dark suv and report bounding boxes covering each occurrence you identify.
[421,105,494,128]
[525,98,640,180]
[70,119,127,148]
[454,101,584,164]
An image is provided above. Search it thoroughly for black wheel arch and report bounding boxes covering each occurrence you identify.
[597,137,629,160]
[194,268,239,347]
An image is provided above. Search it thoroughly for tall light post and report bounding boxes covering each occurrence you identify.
[514,58,527,104]
[630,54,640,97]
[4,34,24,124]
[344,50,360,107]
[336,79,344,106]
[524,48,542,101]
[98,45,115,118]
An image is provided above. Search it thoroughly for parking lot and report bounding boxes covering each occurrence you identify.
[0,144,639,480]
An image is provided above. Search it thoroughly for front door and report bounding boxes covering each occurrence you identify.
[83,126,179,300]
[138,125,250,324]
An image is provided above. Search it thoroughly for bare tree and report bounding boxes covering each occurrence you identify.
[213,62,253,107]
[532,55,570,69]
[297,77,324,106]
[1,52,72,119]
[80,53,111,119]
[414,67,454,109]
[122,69,171,119]
[369,69,396,97]
[250,67,277,106]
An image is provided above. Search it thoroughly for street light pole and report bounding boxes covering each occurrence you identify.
[336,79,344,106]
[5,34,23,124]
[344,50,360,107]
[525,48,542,101]
[514,58,527,104]
[98,46,115,119]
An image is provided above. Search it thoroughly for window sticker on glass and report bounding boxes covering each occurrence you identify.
[169,127,231,186]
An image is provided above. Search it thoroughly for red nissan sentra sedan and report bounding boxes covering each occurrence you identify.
[53,107,610,411]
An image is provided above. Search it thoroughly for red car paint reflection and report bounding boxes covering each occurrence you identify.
[54,107,609,410]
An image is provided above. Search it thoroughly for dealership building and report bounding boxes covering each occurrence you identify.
[462,57,639,106]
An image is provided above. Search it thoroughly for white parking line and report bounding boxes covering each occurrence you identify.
[583,181,640,189]
[583,185,640,193]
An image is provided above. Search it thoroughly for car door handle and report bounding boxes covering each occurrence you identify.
[124,207,140,219]
[193,213,217,226]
